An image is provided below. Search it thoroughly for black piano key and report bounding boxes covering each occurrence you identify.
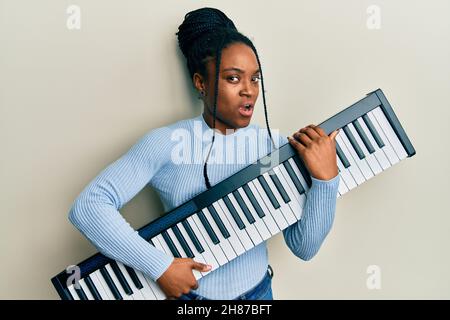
[232,190,256,224]
[100,267,123,300]
[242,184,266,218]
[172,225,194,258]
[110,261,133,296]
[283,160,305,194]
[268,170,291,203]
[292,156,312,187]
[84,275,102,300]
[124,265,144,290]
[162,231,181,257]
[198,211,220,245]
[207,205,230,239]
[353,119,375,153]
[257,175,280,209]
[223,195,245,230]
[75,285,88,300]
[335,142,350,168]
[362,114,385,148]
[182,220,204,253]
[343,125,365,160]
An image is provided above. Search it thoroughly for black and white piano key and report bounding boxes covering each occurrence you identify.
[91,270,115,300]
[339,130,375,180]
[67,284,81,300]
[197,210,220,245]
[83,275,102,300]
[162,231,181,258]
[335,142,351,168]
[202,208,237,261]
[181,219,204,254]
[251,179,289,231]
[116,262,145,300]
[242,184,266,219]
[100,267,123,300]
[110,261,134,297]
[356,117,391,170]
[172,224,194,259]
[336,157,356,192]
[268,169,291,204]
[131,270,158,300]
[177,221,215,275]
[236,187,272,240]
[282,161,306,197]
[212,202,246,255]
[371,107,408,160]
[105,264,133,300]
[343,125,366,160]
[217,199,254,251]
[273,165,304,220]
[362,113,384,149]
[207,204,231,239]
[136,270,166,300]
[75,279,92,300]
[366,111,400,165]
[245,183,281,235]
[287,158,311,193]
[335,134,366,185]
[257,175,280,209]
[223,195,246,230]
[228,192,264,246]
[347,122,383,175]
[263,171,298,224]
[124,265,143,290]
[190,215,228,266]
[232,190,256,225]
[276,164,305,205]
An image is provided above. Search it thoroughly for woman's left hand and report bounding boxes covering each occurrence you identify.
[288,125,339,181]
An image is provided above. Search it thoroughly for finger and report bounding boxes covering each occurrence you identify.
[288,136,306,152]
[192,260,212,272]
[294,131,312,146]
[300,126,320,140]
[329,129,340,140]
[312,125,326,137]
[191,280,199,290]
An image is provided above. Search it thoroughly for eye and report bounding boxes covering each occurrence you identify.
[252,75,261,83]
[228,75,239,82]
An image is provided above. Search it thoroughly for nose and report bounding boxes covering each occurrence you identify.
[240,79,255,97]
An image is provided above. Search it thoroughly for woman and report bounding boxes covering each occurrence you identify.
[69,7,340,300]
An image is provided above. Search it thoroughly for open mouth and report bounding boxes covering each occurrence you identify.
[238,103,254,117]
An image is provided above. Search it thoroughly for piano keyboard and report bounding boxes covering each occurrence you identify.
[51,89,416,300]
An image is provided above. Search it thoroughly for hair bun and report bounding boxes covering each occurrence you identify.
[176,7,237,58]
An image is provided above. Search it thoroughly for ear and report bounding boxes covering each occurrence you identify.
[193,72,206,92]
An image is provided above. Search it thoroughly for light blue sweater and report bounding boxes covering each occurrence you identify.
[69,114,340,299]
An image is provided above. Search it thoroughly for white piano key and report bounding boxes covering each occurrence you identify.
[263,171,298,225]
[154,234,173,257]
[89,272,110,300]
[202,208,237,261]
[105,264,133,300]
[366,111,400,165]
[228,193,264,246]
[371,107,408,160]
[339,130,374,180]
[116,262,145,300]
[67,285,80,300]
[272,165,304,220]
[190,215,229,266]
[347,122,383,175]
[79,278,95,300]
[335,135,366,185]
[336,157,357,191]
[237,187,272,240]
[129,270,157,300]
[246,182,281,235]
[139,271,166,300]
[356,117,391,170]
[251,179,289,230]
[287,158,311,193]
[217,199,254,251]
[212,201,247,255]
[92,270,114,300]
[177,222,214,276]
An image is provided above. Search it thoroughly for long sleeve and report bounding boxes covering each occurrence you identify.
[68,127,174,281]
[283,174,340,261]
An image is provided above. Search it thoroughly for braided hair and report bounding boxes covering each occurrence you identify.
[176,7,276,189]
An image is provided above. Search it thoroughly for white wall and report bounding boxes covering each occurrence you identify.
[1,0,449,299]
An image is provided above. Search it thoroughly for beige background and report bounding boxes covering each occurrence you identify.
[1,0,449,299]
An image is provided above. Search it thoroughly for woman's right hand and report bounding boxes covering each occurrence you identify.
[156,257,212,299]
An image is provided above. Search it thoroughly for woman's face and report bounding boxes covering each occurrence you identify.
[195,42,261,134]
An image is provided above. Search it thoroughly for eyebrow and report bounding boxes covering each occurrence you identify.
[222,67,260,74]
